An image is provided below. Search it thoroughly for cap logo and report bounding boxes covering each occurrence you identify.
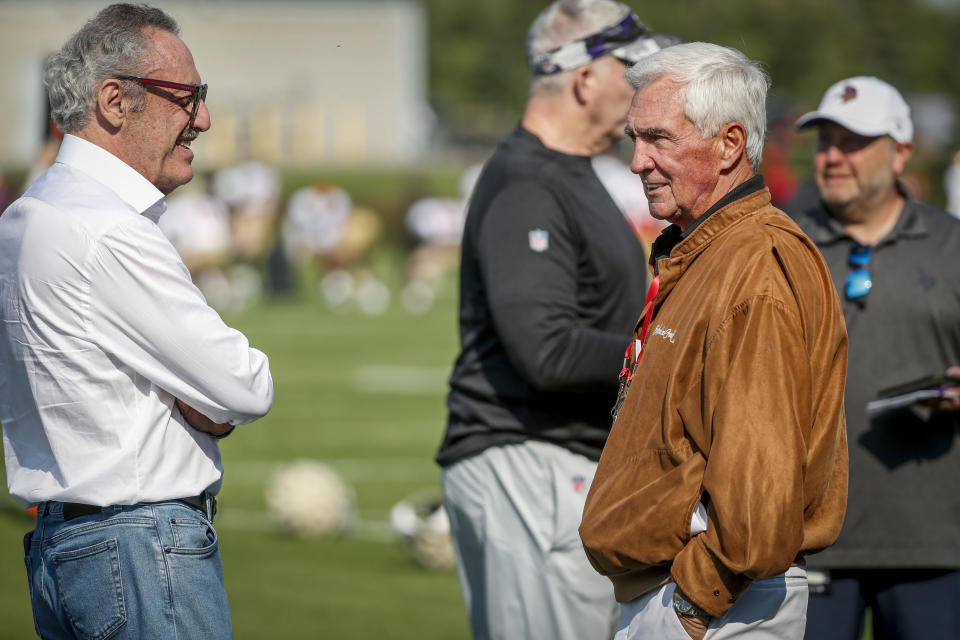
[840,85,858,103]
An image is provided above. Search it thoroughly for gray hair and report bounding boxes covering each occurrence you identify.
[526,0,629,94]
[44,3,180,133]
[625,42,770,170]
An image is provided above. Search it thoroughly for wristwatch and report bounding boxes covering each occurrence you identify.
[673,593,710,619]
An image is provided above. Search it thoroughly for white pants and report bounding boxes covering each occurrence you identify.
[442,440,618,640]
[616,566,809,640]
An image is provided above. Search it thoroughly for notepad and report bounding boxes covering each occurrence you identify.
[866,374,960,414]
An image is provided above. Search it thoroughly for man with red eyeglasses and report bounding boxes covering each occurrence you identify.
[0,4,272,638]
[789,76,960,640]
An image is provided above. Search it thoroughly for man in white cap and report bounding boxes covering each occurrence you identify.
[436,1,679,638]
[790,76,960,640]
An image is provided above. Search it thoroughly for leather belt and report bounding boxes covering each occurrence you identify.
[60,493,217,523]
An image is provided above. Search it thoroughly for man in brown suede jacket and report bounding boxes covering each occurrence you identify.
[579,42,849,640]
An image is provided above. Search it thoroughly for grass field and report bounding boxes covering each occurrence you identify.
[0,270,471,639]
[0,263,875,639]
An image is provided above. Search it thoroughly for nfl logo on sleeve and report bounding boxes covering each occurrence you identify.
[528,229,549,253]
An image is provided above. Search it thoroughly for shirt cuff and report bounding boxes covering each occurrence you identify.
[690,501,708,535]
[213,425,237,439]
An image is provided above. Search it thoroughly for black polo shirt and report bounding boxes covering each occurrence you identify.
[788,195,960,569]
[437,126,649,466]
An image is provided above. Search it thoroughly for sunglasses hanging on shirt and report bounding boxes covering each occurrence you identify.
[845,243,873,303]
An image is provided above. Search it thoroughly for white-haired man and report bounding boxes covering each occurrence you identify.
[580,42,849,640]
[0,4,273,638]
[436,1,678,638]
[790,76,960,640]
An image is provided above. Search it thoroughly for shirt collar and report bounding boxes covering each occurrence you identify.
[56,134,166,217]
[799,181,926,247]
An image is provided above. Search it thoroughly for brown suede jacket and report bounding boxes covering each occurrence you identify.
[579,186,849,618]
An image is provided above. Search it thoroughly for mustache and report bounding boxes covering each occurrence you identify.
[178,127,200,142]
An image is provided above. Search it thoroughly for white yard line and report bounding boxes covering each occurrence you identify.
[215,506,397,542]
[226,458,439,484]
[218,457,442,542]
[351,365,449,395]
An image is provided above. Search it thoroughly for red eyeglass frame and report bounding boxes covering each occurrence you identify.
[116,75,208,123]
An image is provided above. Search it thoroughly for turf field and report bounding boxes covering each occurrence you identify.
[0,272,471,639]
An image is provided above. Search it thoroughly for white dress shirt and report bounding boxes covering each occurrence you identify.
[0,135,274,507]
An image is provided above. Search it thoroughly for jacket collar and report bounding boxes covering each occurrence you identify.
[652,176,766,265]
[651,185,774,299]
[680,175,765,240]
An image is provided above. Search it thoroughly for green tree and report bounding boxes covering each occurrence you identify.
[425,0,960,147]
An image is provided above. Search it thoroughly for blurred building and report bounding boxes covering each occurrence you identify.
[0,0,429,171]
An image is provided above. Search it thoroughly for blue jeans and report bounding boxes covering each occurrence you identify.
[25,501,232,639]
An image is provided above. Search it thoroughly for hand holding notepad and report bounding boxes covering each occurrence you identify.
[867,369,960,414]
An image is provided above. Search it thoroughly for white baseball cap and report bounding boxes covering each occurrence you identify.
[795,76,913,143]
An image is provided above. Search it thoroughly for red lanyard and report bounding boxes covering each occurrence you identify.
[619,274,661,383]
[613,275,661,420]
[637,275,661,360]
